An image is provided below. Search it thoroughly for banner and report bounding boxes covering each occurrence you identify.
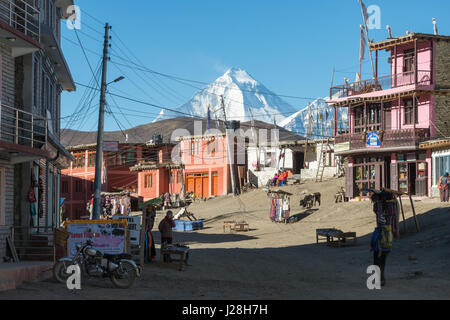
[66,220,128,257]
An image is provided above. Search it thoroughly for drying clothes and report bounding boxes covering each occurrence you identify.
[269,196,290,222]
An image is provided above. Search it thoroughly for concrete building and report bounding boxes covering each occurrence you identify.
[248,139,342,187]
[331,32,450,199]
[0,0,75,261]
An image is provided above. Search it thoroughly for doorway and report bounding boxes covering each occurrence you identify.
[408,163,416,196]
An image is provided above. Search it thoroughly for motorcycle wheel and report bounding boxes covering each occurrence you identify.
[110,261,137,289]
[53,261,77,284]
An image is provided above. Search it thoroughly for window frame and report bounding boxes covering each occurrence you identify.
[144,174,153,188]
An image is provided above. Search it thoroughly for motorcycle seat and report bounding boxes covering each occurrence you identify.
[104,253,133,260]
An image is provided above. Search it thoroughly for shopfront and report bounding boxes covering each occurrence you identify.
[347,150,429,198]
[394,152,428,196]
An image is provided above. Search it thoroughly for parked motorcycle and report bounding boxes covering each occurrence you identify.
[53,240,140,289]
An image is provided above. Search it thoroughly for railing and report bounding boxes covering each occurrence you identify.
[331,70,432,99]
[0,104,47,149]
[11,226,56,262]
[335,128,430,151]
[0,0,40,42]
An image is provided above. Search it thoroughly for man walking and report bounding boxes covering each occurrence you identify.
[438,173,449,202]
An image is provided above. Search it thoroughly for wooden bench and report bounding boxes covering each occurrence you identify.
[316,229,357,247]
[223,221,249,232]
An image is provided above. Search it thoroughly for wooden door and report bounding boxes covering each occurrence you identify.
[212,173,218,196]
[187,177,194,193]
[202,176,209,197]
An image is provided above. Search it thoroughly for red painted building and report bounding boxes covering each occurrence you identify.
[61,142,174,219]
[131,133,247,201]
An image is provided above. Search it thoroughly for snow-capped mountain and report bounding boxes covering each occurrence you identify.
[154,68,298,124]
[279,97,348,138]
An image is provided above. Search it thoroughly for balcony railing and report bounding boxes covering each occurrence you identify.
[331,71,432,99]
[0,104,47,149]
[335,128,430,151]
[0,0,40,42]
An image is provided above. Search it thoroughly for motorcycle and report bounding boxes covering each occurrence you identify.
[53,240,140,289]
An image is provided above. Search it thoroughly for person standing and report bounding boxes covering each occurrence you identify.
[438,172,449,202]
[158,210,176,262]
[164,192,172,209]
[370,191,394,287]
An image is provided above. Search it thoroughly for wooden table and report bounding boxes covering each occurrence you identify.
[161,245,190,271]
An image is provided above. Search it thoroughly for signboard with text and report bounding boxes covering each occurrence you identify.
[65,220,128,257]
[103,141,119,152]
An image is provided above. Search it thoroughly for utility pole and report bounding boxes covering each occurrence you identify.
[92,23,111,220]
[248,107,260,171]
[221,95,237,196]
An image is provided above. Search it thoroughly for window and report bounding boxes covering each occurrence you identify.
[353,105,364,133]
[435,154,450,185]
[62,181,68,193]
[145,174,153,188]
[190,140,200,156]
[403,49,415,73]
[404,98,418,125]
[88,152,96,167]
[75,180,83,193]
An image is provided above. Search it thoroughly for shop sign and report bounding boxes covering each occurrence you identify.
[66,220,128,257]
[407,153,417,161]
[103,141,119,152]
[335,142,350,153]
[366,132,381,148]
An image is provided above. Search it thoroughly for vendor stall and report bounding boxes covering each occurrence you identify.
[268,190,292,223]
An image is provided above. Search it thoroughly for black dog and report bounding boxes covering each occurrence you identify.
[300,192,321,209]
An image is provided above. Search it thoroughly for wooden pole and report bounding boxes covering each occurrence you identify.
[139,207,148,266]
[409,194,420,232]
[398,195,407,234]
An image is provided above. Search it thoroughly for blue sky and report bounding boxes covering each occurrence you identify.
[61,0,450,132]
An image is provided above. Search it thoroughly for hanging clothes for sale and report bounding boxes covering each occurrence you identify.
[268,190,292,223]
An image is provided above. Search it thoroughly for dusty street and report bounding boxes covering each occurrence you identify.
[1,178,450,300]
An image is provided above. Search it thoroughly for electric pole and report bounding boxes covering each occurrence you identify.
[92,23,111,220]
[221,95,237,196]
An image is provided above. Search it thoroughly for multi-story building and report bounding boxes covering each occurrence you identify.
[331,32,450,199]
[0,0,75,260]
[61,142,175,219]
[132,133,248,200]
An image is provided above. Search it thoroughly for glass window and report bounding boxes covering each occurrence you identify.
[145,174,152,188]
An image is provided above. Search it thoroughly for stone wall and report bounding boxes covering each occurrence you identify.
[434,95,450,138]
[435,40,450,90]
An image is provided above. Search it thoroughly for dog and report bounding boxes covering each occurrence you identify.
[300,192,321,209]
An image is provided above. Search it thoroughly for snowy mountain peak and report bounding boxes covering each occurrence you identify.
[222,68,258,87]
[154,68,298,124]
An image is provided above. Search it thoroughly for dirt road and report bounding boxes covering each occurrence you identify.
[2,178,450,300]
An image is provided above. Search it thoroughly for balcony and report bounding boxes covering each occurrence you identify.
[0,0,41,57]
[330,71,432,99]
[0,104,47,150]
[335,128,430,152]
